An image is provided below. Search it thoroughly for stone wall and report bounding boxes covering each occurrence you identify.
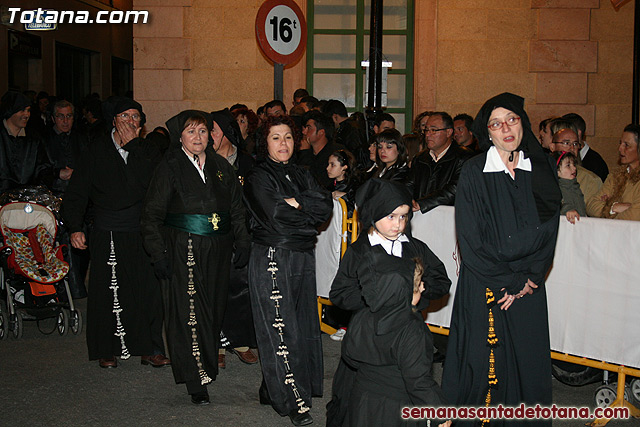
[418,0,634,168]
[133,0,305,131]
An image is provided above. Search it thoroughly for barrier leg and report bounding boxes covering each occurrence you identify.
[317,297,338,336]
[587,372,640,427]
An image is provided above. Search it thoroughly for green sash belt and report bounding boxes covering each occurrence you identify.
[164,211,231,236]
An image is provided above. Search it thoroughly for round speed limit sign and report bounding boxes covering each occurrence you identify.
[256,0,307,65]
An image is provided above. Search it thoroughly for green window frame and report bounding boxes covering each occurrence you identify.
[306,0,414,133]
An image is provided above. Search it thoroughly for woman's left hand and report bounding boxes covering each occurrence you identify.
[498,291,517,310]
[284,197,300,209]
[499,279,538,310]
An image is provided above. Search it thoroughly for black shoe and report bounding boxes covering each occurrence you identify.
[288,409,313,426]
[259,381,271,405]
[190,391,210,405]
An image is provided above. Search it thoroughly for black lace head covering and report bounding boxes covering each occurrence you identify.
[472,92,561,223]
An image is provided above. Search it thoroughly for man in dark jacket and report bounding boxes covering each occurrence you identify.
[408,111,471,213]
[0,90,52,192]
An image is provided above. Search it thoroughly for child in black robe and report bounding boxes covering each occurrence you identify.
[327,178,451,426]
[341,254,448,427]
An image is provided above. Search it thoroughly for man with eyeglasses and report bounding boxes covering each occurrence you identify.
[551,128,602,204]
[408,111,472,214]
[63,96,169,370]
[562,112,609,182]
[0,90,52,192]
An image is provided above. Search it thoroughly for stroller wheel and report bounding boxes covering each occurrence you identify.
[69,309,82,335]
[0,308,8,340]
[10,312,23,339]
[57,309,69,336]
[594,383,630,408]
[630,379,640,406]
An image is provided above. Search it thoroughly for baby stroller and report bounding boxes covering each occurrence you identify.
[0,191,82,339]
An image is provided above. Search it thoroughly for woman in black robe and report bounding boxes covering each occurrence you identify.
[141,110,250,405]
[244,115,332,426]
[210,108,258,367]
[441,93,561,426]
[63,96,166,368]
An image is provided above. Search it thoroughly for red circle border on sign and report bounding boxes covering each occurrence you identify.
[255,0,307,65]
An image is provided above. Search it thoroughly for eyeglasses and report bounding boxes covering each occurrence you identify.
[423,127,451,135]
[54,113,73,120]
[555,141,581,148]
[487,116,520,131]
[118,113,141,121]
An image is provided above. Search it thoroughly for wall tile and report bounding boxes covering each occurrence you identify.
[588,73,634,106]
[437,9,487,40]
[529,40,597,72]
[531,0,599,8]
[134,38,191,69]
[133,7,183,38]
[134,70,183,100]
[536,73,587,104]
[538,9,590,40]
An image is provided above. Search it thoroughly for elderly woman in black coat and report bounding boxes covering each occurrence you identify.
[244,114,332,426]
[442,93,561,425]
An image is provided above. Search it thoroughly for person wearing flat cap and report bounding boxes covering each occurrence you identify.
[141,110,251,405]
[441,93,561,424]
[0,90,53,192]
[210,108,259,368]
[63,96,169,370]
[326,178,451,427]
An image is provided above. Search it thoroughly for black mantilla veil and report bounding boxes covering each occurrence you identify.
[471,92,561,223]
[211,108,242,148]
[355,178,413,233]
[165,110,213,149]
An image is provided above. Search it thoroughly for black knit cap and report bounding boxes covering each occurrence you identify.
[210,108,242,147]
[356,178,413,228]
[472,92,561,222]
[102,96,146,128]
[0,91,31,119]
[165,110,213,148]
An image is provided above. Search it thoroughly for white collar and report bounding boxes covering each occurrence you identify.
[483,146,531,177]
[579,143,589,160]
[368,231,410,257]
[430,142,451,162]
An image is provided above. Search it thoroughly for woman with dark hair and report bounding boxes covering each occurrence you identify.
[244,115,332,426]
[231,107,259,156]
[587,124,640,220]
[327,149,360,209]
[141,110,250,405]
[373,128,409,183]
[442,93,561,423]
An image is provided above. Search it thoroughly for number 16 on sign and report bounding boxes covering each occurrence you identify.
[256,0,307,101]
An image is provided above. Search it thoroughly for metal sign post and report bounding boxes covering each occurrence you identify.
[256,0,307,102]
